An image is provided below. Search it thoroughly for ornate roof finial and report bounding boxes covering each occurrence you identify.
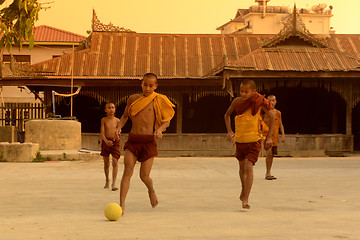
[292,3,297,32]
[261,3,328,48]
[91,9,136,33]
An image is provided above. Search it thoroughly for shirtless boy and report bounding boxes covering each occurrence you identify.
[100,102,121,191]
[262,95,285,180]
[224,79,275,209]
[116,73,175,214]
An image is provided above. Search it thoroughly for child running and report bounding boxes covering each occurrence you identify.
[115,73,175,214]
[100,102,121,191]
[261,95,285,180]
[224,79,275,209]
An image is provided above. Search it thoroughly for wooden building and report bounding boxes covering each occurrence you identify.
[1,9,360,155]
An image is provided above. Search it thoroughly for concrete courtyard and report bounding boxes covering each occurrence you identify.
[1,155,359,240]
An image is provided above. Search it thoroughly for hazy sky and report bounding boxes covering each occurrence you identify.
[3,0,360,36]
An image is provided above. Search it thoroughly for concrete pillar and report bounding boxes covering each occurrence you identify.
[0,142,39,162]
[25,119,81,150]
[0,126,17,142]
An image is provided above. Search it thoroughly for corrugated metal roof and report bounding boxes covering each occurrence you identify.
[34,32,360,78]
[33,25,87,43]
[224,47,360,72]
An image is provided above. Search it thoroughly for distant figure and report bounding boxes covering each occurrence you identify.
[100,102,121,191]
[261,95,285,180]
[224,79,275,209]
[116,73,175,214]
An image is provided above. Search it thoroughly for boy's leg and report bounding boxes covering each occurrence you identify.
[265,148,275,179]
[239,159,253,209]
[239,161,245,201]
[139,157,158,208]
[111,157,119,191]
[103,156,110,188]
[120,149,137,213]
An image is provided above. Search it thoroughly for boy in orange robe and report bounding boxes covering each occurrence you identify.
[115,73,175,214]
[224,80,275,209]
[261,95,285,180]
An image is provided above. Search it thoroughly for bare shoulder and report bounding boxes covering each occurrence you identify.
[127,94,142,105]
[232,97,243,105]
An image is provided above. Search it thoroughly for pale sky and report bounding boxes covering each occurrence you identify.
[3,0,360,36]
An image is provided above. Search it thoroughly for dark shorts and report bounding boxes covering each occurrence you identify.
[235,140,262,165]
[100,138,121,160]
[124,133,158,162]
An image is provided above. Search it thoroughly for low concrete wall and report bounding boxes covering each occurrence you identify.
[25,119,81,150]
[0,142,39,162]
[277,134,353,157]
[0,126,17,143]
[81,133,353,157]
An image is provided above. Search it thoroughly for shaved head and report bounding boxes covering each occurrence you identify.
[143,72,158,83]
[240,79,256,90]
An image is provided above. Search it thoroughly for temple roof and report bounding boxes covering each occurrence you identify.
[31,7,360,80]
[32,32,360,79]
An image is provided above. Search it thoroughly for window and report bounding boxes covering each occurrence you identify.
[3,54,31,63]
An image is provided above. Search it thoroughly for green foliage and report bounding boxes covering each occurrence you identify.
[0,0,42,52]
[32,151,78,162]
[57,152,78,162]
[32,151,51,162]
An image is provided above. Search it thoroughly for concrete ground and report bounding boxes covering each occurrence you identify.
[0,156,359,240]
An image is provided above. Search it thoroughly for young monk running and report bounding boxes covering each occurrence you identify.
[261,95,285,180]
[115,73,175,214]
[224,79,275,209]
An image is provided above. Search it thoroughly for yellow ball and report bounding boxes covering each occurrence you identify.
[104,203,122,221]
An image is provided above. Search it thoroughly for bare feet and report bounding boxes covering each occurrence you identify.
[240,192,250,209]
[265,175,277,180]
[242,201,251,209]
[111,185,118,191]
[148,190,159,208]
[104,180,110,189]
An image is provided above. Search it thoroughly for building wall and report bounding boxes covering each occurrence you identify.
[221,22,245,34]
[81,133,353,157]
[220,12,332,35]
[4,45,74,64]
[300,15,332,34]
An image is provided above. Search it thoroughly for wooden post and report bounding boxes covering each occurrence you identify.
[176,93,183,134]
[331,97,338,133]
[70,45,75,117]
[346,90,353,136]
[43,87,53,116]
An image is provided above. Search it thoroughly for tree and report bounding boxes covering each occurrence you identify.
[0,0,43,78]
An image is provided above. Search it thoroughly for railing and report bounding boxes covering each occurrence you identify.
[0,103,45,132]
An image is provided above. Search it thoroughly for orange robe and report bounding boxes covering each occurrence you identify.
[128,92,175,131]
[235,92,272,143]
